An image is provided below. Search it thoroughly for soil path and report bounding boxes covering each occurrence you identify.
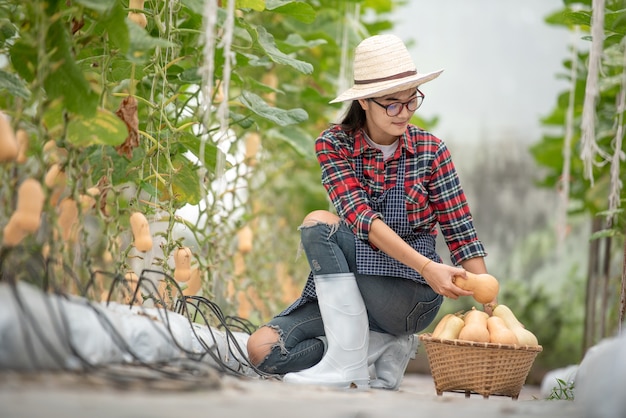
[0,372,581,418]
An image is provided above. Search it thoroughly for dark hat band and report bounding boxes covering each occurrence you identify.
[353,70,417,85]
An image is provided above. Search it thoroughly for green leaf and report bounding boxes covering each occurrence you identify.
[177,132,224,173]
[178,67,203,84]
[237,0,266,11]
[266,0,316,23]
[590,227,621,240]
[239,90,308,126]
[268,126,316,159]
[85,145,136,186]
[0,69,30,99]
[565,10,591,27]
[181,0,207,15]
[172,158,202,207]
[0,18,16,45]
[139,179,159,199]
[157,154,203,208]
[45,20,99,116]
[256,27,314,74]
[99,1,130,53]
[9,40,37,83]
[126,19,177,64]
[283,33,327,49]
[66,108,128,147]
[74,0,117,13]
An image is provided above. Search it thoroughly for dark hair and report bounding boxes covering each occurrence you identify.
[333,100,367,133]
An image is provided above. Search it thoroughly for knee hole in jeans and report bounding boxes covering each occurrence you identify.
[299,210,340,229]
[247,325,284,366]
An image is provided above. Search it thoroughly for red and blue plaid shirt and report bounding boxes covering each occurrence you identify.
[316,124,486,266]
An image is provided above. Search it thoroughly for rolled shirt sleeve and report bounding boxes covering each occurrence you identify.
[316,128,382,242]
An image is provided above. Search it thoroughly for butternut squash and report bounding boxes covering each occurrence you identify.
[182,268,202,296]
[12,179,45,232]
[128,0,147,28]
[43,140,68,164]
[431,313,453,338]
[233,251,246,276]
[57,198,79,242]
[45,163,67,207]
[15,129,29,163]
[0,111,18,162]
[487,316,519,345]
[458,307,490,343]
[492,304,539,346]
[157,279,179,306]
[129,212,153,252]
[44,163,65,188]
[173,246,193,282]
[2,219,28,246]
[245,132,261,167]
[237,225,253,254]
[435,313,464,340]
[262,72,278,104]
[123,271,143,304]
[79,187,99,211]
[453,271,499,304]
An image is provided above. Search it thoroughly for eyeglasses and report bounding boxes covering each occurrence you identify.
[368,88,425,117]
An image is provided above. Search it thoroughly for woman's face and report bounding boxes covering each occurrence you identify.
[358,88,419,145]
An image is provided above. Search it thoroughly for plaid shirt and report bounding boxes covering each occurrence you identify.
[317,124,486,266]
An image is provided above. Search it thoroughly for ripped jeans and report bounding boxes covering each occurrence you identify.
[256,221,442,375]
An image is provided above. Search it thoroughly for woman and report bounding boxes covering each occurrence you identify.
[247,34,490,390]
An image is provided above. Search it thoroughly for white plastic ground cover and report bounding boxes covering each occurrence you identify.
[0,281,254,376]
[574,331,626,418]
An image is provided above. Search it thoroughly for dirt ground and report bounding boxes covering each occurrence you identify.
[0,370,582,418]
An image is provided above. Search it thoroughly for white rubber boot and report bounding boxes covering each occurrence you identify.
[283,273,369,389]
[367,331,418,390]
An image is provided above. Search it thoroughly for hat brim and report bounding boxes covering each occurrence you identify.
[329,69,444,104]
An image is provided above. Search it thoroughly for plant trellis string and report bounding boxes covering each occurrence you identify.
[608,38,626,219]
[580,0,605,186]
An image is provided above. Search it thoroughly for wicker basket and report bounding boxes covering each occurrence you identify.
[418,333,543,399]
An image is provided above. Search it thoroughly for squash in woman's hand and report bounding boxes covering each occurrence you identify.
[453,271,499,304]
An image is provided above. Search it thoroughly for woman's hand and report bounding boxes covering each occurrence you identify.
[421,261,474,300]
[366,220,487,300]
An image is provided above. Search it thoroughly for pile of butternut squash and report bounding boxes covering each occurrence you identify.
[431,304,539,347]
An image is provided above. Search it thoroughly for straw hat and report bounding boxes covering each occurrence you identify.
[330,34,443,103]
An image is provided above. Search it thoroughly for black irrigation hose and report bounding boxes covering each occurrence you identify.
[100,268,264,378]
[0,249,279,385]
[180,295,277,379]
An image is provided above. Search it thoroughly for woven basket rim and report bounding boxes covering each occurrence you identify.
[419,333,543,352]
